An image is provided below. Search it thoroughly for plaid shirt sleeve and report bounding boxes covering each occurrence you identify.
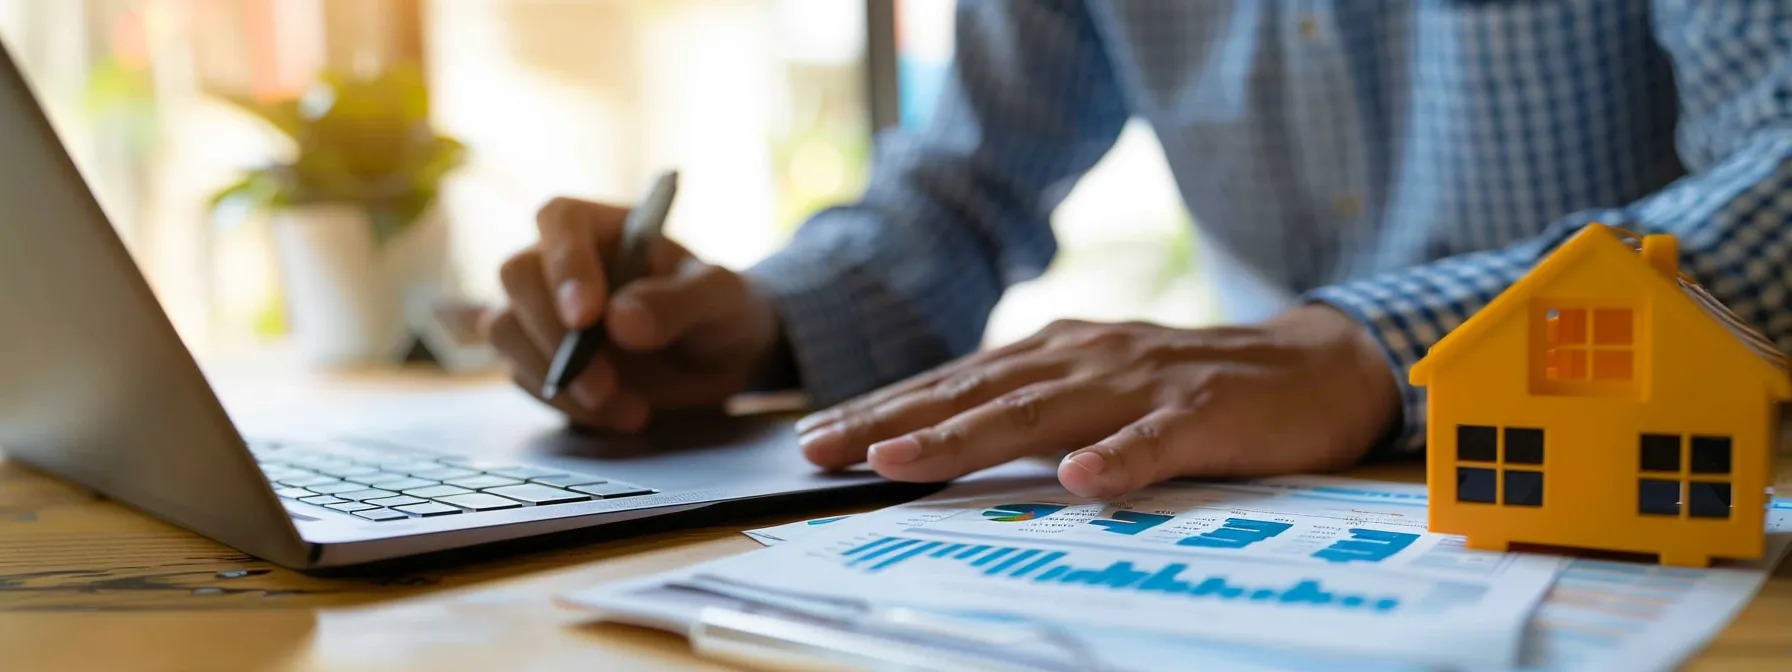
[1307,0,1792,458]
[741,1,1127,407]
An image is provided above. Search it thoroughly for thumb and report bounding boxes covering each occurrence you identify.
[606,261,740,352]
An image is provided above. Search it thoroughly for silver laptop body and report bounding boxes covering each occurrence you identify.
[0,40,892,570]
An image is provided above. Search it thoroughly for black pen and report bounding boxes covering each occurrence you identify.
[541,170,679,400]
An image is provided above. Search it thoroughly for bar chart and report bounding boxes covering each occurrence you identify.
[833,534,1505,617]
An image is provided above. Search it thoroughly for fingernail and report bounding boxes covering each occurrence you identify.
[798,427,841,454]
[610,293,645,320]
[557,280,587,326]
[869,436,922,465]
[795,412,833,435]
[607,294,654,346]
[571,376,604,409]
[1064,451,1106,476]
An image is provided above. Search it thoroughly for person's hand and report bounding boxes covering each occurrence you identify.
[793,306,1401,498]
[485,197,784,431]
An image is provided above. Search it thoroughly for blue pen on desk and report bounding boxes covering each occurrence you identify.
[541,170,678,400]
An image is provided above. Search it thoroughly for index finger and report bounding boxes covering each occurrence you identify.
[536,197,629,329]
[794,336,1046,438]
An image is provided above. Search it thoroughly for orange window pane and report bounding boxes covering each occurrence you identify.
[1548,348,1587,380]
[1593,308,1633,345]
[1592,350,1632,380]
[1555,308,1587,345]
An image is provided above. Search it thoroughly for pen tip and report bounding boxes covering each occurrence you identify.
[540,382,560,400]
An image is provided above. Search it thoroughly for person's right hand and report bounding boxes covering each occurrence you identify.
[485,197,786,432]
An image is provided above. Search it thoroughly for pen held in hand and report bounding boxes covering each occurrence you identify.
[541,170,679,400]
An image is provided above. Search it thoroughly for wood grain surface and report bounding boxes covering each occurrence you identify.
[2,414,1788,670]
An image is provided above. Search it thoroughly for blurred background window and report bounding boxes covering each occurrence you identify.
[0,0,1209,367]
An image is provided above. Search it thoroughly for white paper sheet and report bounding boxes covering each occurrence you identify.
[742,515,851,545]
[734,485,1792,672]
[1503,504,1792,672]
[582,475,1564,668]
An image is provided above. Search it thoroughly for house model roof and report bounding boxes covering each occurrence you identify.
[1410,223,1791,396]
[1676,274,1789,376]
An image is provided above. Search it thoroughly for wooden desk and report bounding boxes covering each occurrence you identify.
[2,371,1789,670]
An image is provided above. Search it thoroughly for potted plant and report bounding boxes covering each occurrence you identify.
[210,66,467,366]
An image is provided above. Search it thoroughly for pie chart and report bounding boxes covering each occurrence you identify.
[980,503,1066,522]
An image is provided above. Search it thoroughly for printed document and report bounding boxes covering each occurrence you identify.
[730,484,1792,672]
[570,475,1564,668]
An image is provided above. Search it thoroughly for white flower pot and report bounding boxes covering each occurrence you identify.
[270,205,451,367]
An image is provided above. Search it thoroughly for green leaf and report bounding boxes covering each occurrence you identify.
[205,61,466,246]
[219,94,306,141]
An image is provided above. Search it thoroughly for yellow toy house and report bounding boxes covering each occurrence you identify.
[1410,223,1789,567]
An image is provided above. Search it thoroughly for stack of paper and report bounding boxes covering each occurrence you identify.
[563,467,1792,670]
[561,475,1549,668]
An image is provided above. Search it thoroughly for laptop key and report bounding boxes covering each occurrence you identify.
[278,475,341,488]
[299,495,347,506]
[275,487,314,499]
[409,467,479,481]
[346,472,410,486]
[403,485,474,499]
[337,488,398,501]
[484,484,590,505]
[570,482,657,498]
[445,475,524,490]
[379,461,446,474]
[437,458,519,470]
[316,465,381,478]
[396,502,462,517]
[292,459,356,472]
[486,466,563,480]
[304,482,365,495]
[365,495,427,508]
[437,493,524,511]
[373,477,438,492]
[530,474,607,488]
[353,508,409,522]
[326,502,376,513]
[261,467,308,480]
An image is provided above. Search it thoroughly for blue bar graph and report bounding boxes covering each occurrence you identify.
[837,536,1403,612]
[1312,529,1420,564]
[1177,518,1293,549]
[1087,511,1174,535]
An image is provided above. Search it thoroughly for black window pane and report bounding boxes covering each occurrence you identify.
[1504,470,1544,506]
[1689,436,1731,475]
[1639,434,1680,472]
[1505,428,1544,465]
[1638,479,1680,516]
[1458,467,1497,503]
[1688,482,1732,518]
[1458,425,1497,462]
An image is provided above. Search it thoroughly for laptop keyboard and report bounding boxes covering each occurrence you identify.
[251,441,657,522]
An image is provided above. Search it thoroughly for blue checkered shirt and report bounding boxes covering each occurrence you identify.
[744,0,1792,458]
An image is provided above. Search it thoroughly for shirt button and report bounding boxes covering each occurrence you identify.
[1299,15,1321,42]
[1334,193,1363,219]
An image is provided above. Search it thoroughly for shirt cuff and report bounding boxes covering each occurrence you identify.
[740,245,884,410]
[1301,256,1537,459]
[1302,284,1431,460]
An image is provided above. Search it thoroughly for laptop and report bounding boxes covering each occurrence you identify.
[0,41,900,569]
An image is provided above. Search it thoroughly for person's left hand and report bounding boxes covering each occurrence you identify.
[793,305,1403,499]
